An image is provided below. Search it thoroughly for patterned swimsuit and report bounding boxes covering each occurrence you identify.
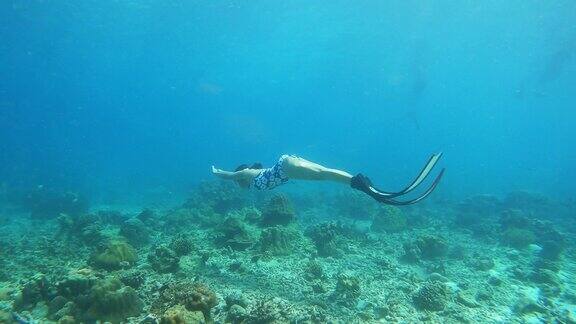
[252,155,292,190]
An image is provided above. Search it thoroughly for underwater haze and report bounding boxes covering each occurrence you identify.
[1,0,575,200]
[1,1,576,323]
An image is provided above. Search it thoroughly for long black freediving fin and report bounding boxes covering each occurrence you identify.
[369,152,443,198]
[375,168,445,205]
[350,153,445,205]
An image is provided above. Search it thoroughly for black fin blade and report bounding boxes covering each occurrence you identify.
[377,168,445,205]
[369,152,443,198]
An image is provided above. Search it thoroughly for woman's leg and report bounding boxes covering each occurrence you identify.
[282,156,353,185]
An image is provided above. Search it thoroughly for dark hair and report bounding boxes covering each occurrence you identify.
[234,162,263,189]
[235,164,250,172]
[235,163,263,172]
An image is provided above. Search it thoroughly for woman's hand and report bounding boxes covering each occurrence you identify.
[212,165,230,179]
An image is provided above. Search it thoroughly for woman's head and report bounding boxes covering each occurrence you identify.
[234,163,263,188]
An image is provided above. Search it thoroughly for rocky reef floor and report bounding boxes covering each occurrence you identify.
[0,182,575,323]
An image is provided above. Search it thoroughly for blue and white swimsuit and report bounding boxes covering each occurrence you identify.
[252,155,292,190]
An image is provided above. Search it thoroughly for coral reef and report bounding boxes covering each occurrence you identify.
[91,241,138,270]
[333,272,361,306]
[12,272,143,323]
[499,208,532,230]
[457,194,501,216]
[153,281,218,321]
[120,217,151,246]
[261,194,296,226]
[259,226,304,256]
[169,233,194,256]
[2,182,576,323]
[160,305,205,324]
[306,221,348,257]
[501,228,536,248]
[455,195,502,237]
[216,215,257,250]
[57,213,108,245]
[503,191,551,212]
[403,234,448,261]
[96,209,126,225]
[13,274,53,311]
[119,269,147,289]
[249,297,296,323]
[8,187,89,219]
[148,245,180,273]
[371,205,406,233]
[85,277,144,322]
[413,281,450,311]
[333,191,377,219]
[185,180,246,214]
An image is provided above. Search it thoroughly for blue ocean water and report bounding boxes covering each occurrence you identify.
[1,1,576,323]
[1,0,574,202]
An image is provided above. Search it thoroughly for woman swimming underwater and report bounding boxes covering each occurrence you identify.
[212,154,445,205]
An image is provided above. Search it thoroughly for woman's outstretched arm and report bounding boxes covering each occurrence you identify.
[211,166,237,179]
[211,166,260,181]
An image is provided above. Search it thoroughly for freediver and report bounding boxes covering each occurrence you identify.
[211,154,445,205]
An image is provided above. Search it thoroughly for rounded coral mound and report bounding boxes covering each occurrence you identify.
[261,194,296,226]
[403,235,448,261]
[160,305,205,324]
[217,216,257,251]
[153,281,218,321]
[90,241,138,270]
[119,217,150,247]
[86,278,143,322]
[169,234,194,256]
[413,281,450,311]
[501,228,536,248]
